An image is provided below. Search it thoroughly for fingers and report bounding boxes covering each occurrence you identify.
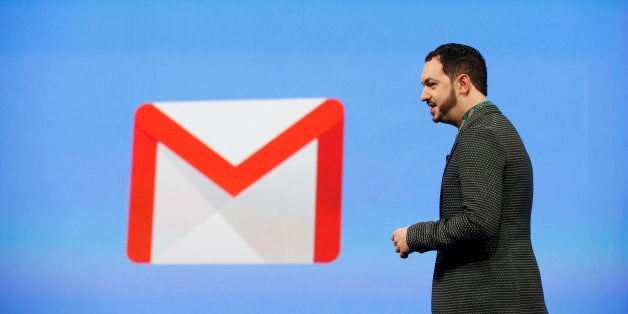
[392,227,409,258]
[391,228,403,241]
[391,230,398,241]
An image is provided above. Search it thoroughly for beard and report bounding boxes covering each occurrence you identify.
[436,87,457,122]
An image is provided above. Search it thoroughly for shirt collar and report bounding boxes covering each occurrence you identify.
[459,100,492,129]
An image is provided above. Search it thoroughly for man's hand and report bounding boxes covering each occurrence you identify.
[391,227,411,258]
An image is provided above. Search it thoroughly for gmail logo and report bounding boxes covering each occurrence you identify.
[127,98,343,264]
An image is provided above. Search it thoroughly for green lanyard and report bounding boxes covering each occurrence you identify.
[460,100,492,128]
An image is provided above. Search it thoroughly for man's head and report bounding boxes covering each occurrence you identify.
[420,43,488,125]
[425,43,487,96]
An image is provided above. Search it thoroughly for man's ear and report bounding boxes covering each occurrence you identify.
[455,74,472,96]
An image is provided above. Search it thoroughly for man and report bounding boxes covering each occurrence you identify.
[391,43,547,313]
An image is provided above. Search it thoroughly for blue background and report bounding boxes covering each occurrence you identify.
[1,1,626,313]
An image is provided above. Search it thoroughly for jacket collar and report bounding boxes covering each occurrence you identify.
[458,103,500,133]
[446,104,500,159]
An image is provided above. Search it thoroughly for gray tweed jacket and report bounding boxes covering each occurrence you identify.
[407,104,547,313]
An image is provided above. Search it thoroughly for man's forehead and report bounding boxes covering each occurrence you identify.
[421,58,446,82]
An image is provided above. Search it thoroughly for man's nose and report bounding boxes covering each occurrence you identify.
[420,88,429,102]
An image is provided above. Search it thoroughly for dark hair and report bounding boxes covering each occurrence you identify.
[425,43,488,96]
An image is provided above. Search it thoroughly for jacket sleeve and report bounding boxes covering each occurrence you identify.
[406,128,506,253]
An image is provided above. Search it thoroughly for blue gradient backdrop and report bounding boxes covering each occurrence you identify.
[1,1,626,313]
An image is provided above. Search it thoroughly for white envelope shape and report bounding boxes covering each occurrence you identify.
[127,98,344,264]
